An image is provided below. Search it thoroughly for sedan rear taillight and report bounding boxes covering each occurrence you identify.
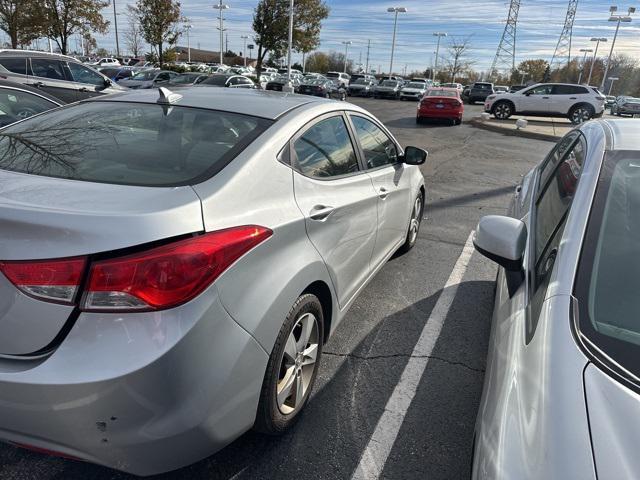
[0,257,86,304]
[83,226,272,311]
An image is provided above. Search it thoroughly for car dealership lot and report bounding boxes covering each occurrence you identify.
[0,99,553,480]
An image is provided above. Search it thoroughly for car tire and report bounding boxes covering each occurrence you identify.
[492,101,514,120]
[255,293,324,435]
[569,104,594,125]
[455,118,462,125]
[416,116,422,125]
[397,193,424,254]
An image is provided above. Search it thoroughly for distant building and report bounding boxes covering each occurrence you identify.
[174,46,257,67]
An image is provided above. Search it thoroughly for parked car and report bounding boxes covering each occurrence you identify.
[117,69,179,89]
[349,73,376,84]
[297,78,334,98]
[378,75,403,83]
[605,95,617,108]
[610,95,640,116]
[509,84,527,93]
[416,87,464,125]
[325,71,350,88]
[399,81,427,101]
[494,85,509,93]
[441,82,464,93]
[89,57,121,67]
[374,80,402,99]
[0,86,427,475]
[199,74,255,89]
[348,78,376,97]
[484,83,606,124]
[0,49,125,103]
[169,72,210,86]
[0,79,61,127]
[264,74,300,92]
[97,66,134,82]
[466,82,495,104]
[472,119,640,480]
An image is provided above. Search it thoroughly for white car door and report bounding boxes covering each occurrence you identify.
[348,113,413,269]
[549,84,581,114]
[518,84,553,113]
[291,113,379,308]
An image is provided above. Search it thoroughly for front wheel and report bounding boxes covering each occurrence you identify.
[255,294,324,435]
[492,102,513,119]
[397,193,423,254]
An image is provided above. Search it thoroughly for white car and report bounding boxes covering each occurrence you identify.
[90,57,121,67]
[399,81,427,101]
[484,83,606,125]
[441,82,463,92]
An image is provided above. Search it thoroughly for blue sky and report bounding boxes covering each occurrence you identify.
[90,0,639,73]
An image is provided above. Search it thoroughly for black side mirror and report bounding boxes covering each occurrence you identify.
[403,146,428,165]
[524,91,531,96]
[103,78,112,87]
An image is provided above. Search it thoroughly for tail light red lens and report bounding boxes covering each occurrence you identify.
[83,226,272,311]
[0,257,86,303]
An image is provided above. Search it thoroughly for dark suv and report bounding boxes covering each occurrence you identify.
[467,82,494,104]
[0,50,125,103]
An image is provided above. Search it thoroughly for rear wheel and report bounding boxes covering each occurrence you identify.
[492,101,513,119]
[454,118,462,125]
[569,104,594,124]
[397,193,423,254]
[255,294,323,435]
[416,116,422,124]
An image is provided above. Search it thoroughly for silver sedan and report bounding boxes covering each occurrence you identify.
[0,87,426,475]
[472,119,640,479]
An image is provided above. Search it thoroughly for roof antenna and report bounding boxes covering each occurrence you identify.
[157,87,182,105]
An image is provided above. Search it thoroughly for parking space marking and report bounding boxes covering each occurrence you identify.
[351,231,476,480]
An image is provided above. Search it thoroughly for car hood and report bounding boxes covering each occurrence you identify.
[583,362,640,477]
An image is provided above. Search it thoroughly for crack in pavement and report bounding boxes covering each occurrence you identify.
[323,351,485,373]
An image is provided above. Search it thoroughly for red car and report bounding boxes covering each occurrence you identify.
[416,88,464,125]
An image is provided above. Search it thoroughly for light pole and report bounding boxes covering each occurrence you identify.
[387,7,407,76]
[241,35,248,66]
[577,48,593,84]
[113,0,120,57]
[342,40,352,73]
[214,1,230,65]
[184,23,192,63]
[432,32,447,82]
[284,0,294,93]
[608,76,619,95]
[587,37,607,85]
[600,6,635,90]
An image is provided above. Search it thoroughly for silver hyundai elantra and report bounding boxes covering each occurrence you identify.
[473,119,640,479]
[0,87,426,475]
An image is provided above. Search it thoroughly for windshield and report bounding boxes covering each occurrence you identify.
[381,80,398,87]
[576,151,640,379]
[131,70,157,81]
[406,82,425,89]
[0,102,272,187]
[305,79,325,85]
[326,72,339,78]
[200,75,229,86]
[425,89,457,97]
[172,73,200,84]
[353,79,368,85]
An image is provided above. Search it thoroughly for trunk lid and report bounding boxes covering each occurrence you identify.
[0,170,203,355]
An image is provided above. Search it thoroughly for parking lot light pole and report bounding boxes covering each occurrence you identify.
[387,7,407,76]
[342,41,352,73]
[283,0,295,93]
[184,24,192,63]
[587,37,607,86]
[214,1,229,65]
[577,48,593,84]
[600,6,635,90]
[241,35,248,66]
[432,32,447,82]
[113,0,120,58]
[608,76,620,95]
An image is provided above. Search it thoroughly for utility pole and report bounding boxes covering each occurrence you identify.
[576,48,593,84]
[601,6,635,90]
[184,23,192,63]
[432,32,447,82]
[587,37,607,86]
[225,33,228,54]
[342,41,352,73]
[214,1,229,65]
[113,0,120,57]
[365,39,371,74]
[284,0,294,92]
[241,35,248,66]
[387,7,407,76]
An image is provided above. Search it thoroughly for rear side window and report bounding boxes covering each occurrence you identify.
[0,102,271,186]
[553,85,588,95]
[0,58,27,75]
[292,115,359,178]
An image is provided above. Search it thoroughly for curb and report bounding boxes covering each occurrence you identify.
[468,117,563,142]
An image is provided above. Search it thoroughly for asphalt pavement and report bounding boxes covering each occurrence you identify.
[0,100,554,480]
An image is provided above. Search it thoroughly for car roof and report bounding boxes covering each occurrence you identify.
[601,119,640,151]
[87,86,326,120]
[0,49,76,62]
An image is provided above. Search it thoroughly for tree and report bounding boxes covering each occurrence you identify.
[513,59,548,84]
[253,0,329,78]
[125,5,143,58]
[133,0,181,66]
[41,0,109,55]
[443,37,473,83]
[0,0,42,48]
[327,50,352,73]
[305,51,329,73]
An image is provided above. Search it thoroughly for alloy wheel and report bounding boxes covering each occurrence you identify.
[276,312,319,415]
[571,107,592,124]
[409,196,422,245]
[494,103,512,119]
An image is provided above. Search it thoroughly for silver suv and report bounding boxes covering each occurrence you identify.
[0,49,125,103]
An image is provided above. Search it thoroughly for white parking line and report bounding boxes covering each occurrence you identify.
[351,231,476,480]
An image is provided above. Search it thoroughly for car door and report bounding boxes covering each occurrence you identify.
[348,113,412,269]
[290,113,379,308]
[66,61,110,100]
[549,84,582,115]
[518,84,553,113]
[27,58,76,103]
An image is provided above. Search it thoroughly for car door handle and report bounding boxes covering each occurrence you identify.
[569,97,577,100]
[79,87,90,92]
[309,205,335,221]
[378,187,389,199]
[542,96,550,99]
[34,81,45,87]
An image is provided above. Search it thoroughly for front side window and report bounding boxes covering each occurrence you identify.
[293,116,359,178]
[30,59,67,81]
[350,115,398,169]
[67,62,106,86]
[575,151,640,381]
[0,102,271,186]
[526,85,553,95]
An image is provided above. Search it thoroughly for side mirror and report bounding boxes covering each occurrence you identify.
[474,215,527,296]
[103,78,112,87]
[403,146,428,165]
[524,91,531,96]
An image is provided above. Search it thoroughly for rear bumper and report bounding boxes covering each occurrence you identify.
[418,108,463,119]
[0,285,268,476]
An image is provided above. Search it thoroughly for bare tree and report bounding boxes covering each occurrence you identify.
[125,5,143,58]
[444,37,474,83]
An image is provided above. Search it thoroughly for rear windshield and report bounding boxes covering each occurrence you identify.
[474,83,492,89]
[0,102,272,186]
[426,89,457,97]
[326,72,339,78]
